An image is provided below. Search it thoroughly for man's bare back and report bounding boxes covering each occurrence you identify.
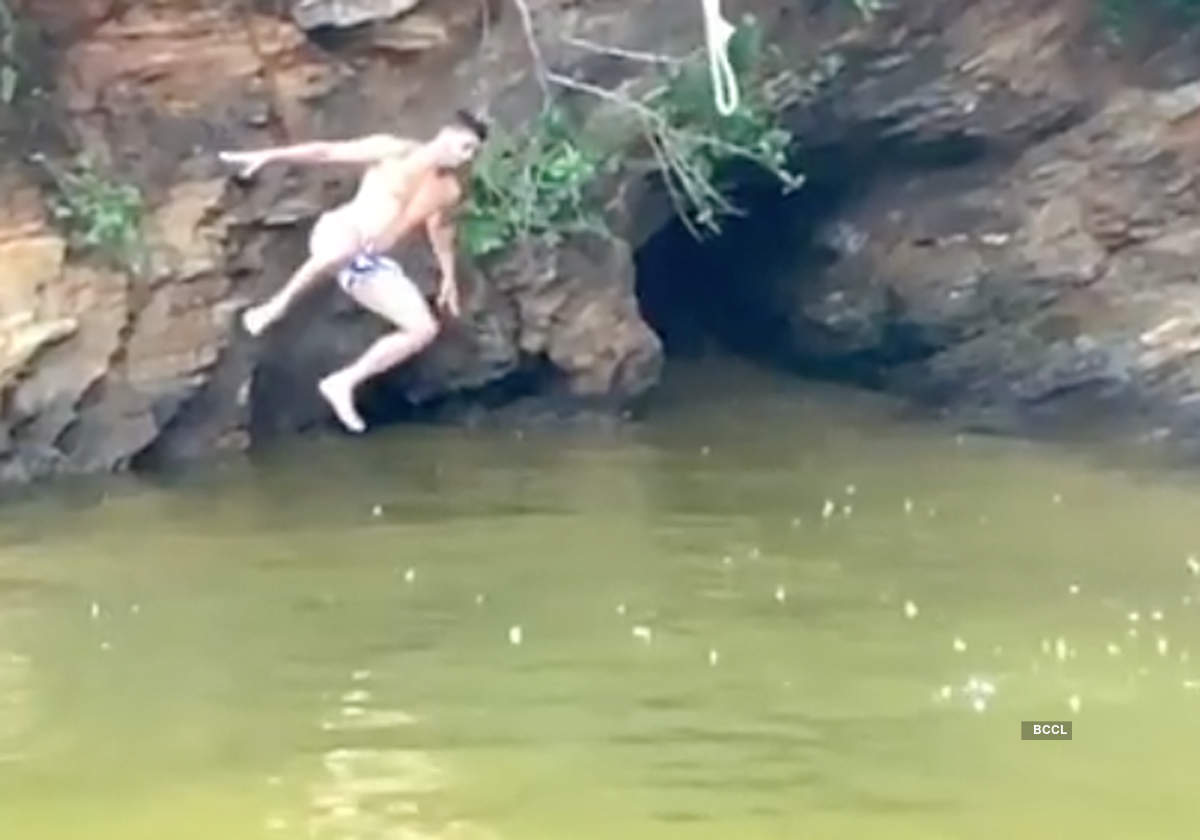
[218,111,487,432]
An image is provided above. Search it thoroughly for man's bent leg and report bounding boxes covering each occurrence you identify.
[318,260,439,433]
[242,212,360,336]
[242,255,331,335]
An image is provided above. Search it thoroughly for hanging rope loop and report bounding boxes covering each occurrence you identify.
[701,0,739,116]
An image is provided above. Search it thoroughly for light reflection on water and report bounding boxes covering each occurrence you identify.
[1,359,1199,839]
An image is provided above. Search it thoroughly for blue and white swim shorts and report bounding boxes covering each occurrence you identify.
[336,253,409,294]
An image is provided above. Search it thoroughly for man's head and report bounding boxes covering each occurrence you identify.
[432,110,488,169]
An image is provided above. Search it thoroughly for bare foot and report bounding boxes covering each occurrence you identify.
[319,374,366,434]
[241,303,277,337]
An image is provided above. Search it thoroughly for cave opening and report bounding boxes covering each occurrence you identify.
[634,163,859,381]
[632,133,989,389]
[637,176,832,354]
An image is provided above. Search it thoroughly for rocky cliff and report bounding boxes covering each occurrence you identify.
[1,0,673,483]
[3,0,1200,485]
[666,1,1200,447]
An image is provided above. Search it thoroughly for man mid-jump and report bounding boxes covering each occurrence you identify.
[219,110,487,433]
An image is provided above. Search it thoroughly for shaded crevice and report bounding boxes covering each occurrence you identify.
[634,169,852,371]
[633,136,988,387]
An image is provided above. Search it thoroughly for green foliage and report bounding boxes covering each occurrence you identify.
[0,0,22,104]
[1096,0,1200,37]
[461,106,608,259]
[463,18,802,258]
[643,17,803,235]
[36,155,147,274]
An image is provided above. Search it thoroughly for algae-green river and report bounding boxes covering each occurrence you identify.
[2,361,1197,839]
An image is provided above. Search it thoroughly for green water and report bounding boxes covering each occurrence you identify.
[2,361,1199,839]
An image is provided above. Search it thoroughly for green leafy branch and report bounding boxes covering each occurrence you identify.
[461,106,609,258]
[466,4,804,259]
[541,16,804,240]
[631,18,805,237]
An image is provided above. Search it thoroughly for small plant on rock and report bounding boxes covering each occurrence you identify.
[0,0,23,104]
[35,154,148,274]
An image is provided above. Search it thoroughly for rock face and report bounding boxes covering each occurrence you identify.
[5,0,1200,485]
[813,82,1200,438]
[3,0,678,483]
[743,5,1200,444]
[0,168,242,483]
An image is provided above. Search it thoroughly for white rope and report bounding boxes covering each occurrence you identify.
[701,0,739,116]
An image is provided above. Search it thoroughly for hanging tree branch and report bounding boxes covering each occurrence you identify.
[512,0,551,101]
[560,35,685,66]
[539,69,739,236]
[501,0,800,241]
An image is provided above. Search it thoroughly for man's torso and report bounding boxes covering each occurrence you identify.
[343,151,461,251]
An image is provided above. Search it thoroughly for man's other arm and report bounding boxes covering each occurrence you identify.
[426,209,460,318]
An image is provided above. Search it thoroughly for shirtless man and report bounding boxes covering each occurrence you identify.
[218,111,487,433]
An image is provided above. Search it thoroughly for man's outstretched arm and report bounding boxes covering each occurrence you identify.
[427,210,460,318]
[219,134,420,178]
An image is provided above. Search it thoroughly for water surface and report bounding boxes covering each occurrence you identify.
[2,360,1198,839]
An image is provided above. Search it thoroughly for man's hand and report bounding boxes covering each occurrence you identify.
[436,282,461,318]
[218,150,269,180]
[427,209,461,319]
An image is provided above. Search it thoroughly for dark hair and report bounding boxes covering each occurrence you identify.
[452,109,489,141]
